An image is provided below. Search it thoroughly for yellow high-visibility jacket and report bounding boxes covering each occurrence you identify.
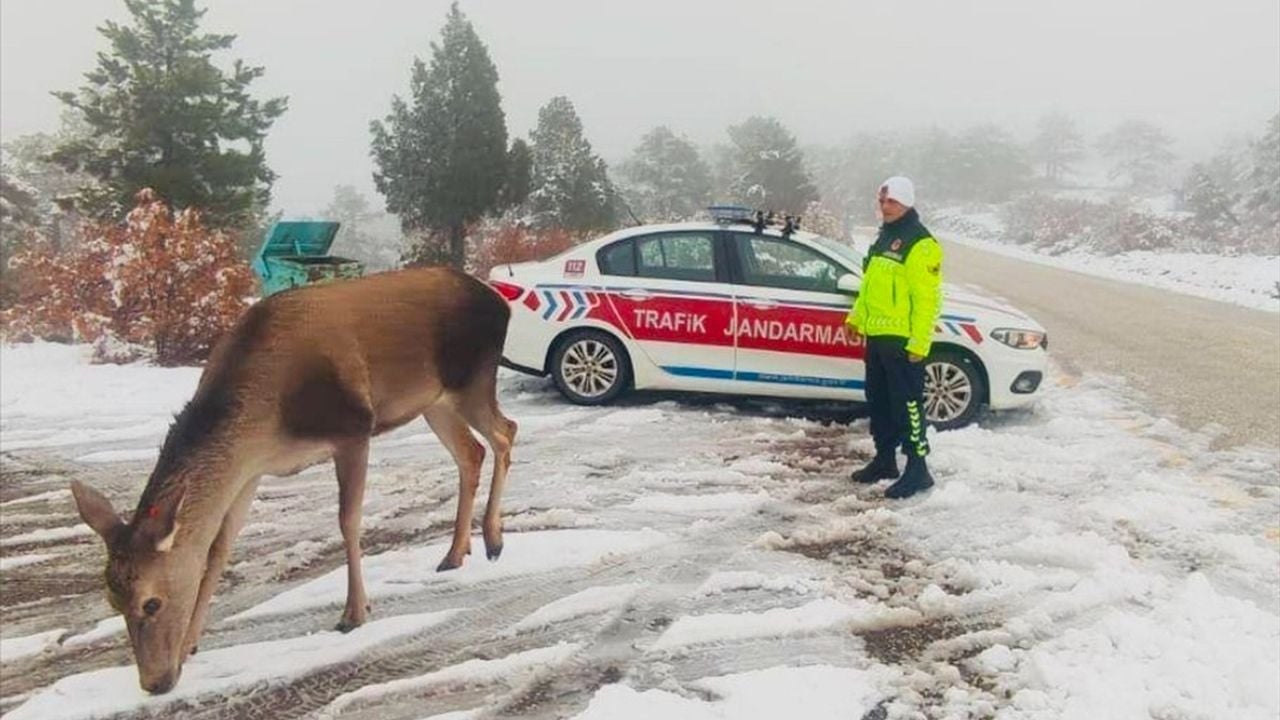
[847,210,944,358]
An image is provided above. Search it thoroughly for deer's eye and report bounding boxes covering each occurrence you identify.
[143,598,162,616]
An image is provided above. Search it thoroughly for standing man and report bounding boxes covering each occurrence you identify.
[846,177,943,499]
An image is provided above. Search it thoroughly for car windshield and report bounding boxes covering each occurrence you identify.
[805,233,864,276]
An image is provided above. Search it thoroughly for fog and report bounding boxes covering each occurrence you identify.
[2,0,1277,215]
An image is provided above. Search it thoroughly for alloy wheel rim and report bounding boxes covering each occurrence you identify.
[562,340,619,398]
[924,361,973,423]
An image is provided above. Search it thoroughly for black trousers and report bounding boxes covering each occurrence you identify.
[864,336,930,459]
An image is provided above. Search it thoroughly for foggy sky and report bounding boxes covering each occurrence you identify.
[3,0,1278,216]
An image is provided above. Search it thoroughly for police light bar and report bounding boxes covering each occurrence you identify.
[707,204,755,224]
[707,205,802,237]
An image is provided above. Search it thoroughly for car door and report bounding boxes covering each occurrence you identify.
[728,232,866,398]
[599,230,738,385]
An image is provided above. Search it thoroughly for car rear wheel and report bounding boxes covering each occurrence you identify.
[923,350,986,430]
[551,330,631,405]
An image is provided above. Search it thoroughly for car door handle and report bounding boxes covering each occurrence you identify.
[619,289,652,301]
[744,298,778,310]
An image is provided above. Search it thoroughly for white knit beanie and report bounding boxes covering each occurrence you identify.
[879,176,915,207]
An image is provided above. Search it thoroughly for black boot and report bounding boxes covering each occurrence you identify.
[850,451,899,484]
[885,456,934,499]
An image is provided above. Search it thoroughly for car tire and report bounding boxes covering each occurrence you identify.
[923,350,986,430]
[550,330,631,405]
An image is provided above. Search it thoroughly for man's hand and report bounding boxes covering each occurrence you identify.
[907,352,925,363]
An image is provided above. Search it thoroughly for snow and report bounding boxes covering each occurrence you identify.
[507,583,644,634]
[6,611,460,720]
[320,642,581,716]
[573,664,890,720]
[693,571,821,597]
[930,219,1280,313]
[229,529,669,622]
[2,341,1277,718]
[0,490,70,508]
[0,553,58,572]
[0,342,199,453]
[625,491,770,515]
[0,629,66,664]
[75,448,160,464]
[0,524,94,548]
[651,598,919,651]
[61,616,126,649]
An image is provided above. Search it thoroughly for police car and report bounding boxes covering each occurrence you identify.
[488,208,1048,429]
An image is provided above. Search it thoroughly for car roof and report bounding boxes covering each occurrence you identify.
[584,221,825,248]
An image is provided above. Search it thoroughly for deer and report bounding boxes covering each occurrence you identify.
[69,266,517,695]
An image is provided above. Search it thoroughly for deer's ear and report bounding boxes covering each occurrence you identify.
[135,485,186,553]
[70,481,124,542]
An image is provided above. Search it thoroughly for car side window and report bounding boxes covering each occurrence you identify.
[733,234,845,293]
[598,239,636,276]
[635,232,717,282]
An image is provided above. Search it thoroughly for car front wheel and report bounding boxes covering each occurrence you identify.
[550,330,631,405]
[923,350,986,430]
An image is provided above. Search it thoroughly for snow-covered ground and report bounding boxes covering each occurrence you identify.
[921,212,1280,313]
[1,342,1278,719]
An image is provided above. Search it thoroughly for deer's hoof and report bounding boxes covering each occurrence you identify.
[335,617,364,633]
[485,543,503,561]
[436,556,463,572]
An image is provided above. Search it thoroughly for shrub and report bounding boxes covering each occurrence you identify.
[468,222,578,277]
[3,189,256,365]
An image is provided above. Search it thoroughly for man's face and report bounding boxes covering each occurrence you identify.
[877,190,909,223]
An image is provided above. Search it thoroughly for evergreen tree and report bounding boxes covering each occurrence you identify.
[1096,120,1176,190]
[1030,111,1086,185]
[951,124,1032,202]
[619,126,712,222]
[527,96,616,231]
[726,116,818,213]
[1182,164,1237,228]
[51,0,287,228]
[500,139,533,211]
[1242,113,1280,233]
[322,185,375,253]
[370,3,508,268]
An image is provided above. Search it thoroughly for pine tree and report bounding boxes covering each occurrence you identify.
[50,0,287,229]
[726,116,818,213]
[1096,120,1176,190]
[1030,111,1085,185]
[1182,164,1237,228]
[527,96,616,232]
[500,139,533,212]
[371,3,509,268]
[619,126,712,222]
[322,185,375,253]
[1242,113,1280,234]
[951,125,1032,202]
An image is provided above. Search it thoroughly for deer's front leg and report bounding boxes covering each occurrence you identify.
[335,439,371,632]
[183,478,259,657]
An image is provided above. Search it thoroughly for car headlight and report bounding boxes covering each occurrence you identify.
[990,327,1046,350]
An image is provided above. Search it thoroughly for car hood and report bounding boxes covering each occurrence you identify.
[943,283,1042,329]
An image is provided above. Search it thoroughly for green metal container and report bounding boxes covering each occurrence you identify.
[252,221,363,297]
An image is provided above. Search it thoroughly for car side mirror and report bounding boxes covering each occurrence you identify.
[836,273,859,295]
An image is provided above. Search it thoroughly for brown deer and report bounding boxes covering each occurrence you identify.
[69,267,517,695]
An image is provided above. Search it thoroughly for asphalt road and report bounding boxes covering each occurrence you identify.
[944,241,1280,449]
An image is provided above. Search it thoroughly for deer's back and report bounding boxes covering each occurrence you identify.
[202,268,508,425]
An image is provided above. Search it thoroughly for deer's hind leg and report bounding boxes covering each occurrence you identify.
[335,438,371,631]
[425,402,486,572]
[455,368,517,562]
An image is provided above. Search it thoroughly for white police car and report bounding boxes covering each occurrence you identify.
[488,209,1048,429]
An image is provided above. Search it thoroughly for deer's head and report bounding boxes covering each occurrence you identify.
[71,481,199,695]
